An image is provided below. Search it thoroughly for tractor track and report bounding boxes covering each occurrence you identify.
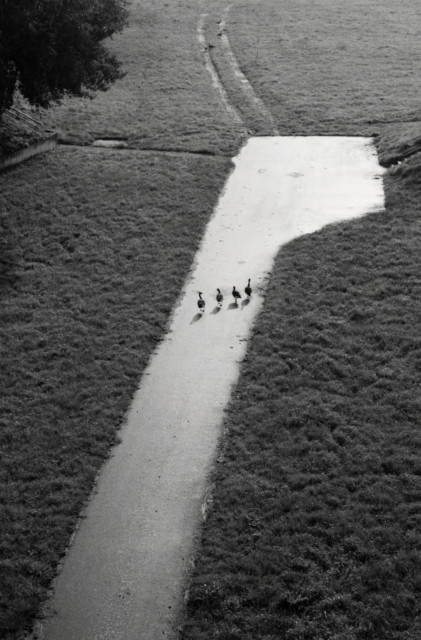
[197,6,279,136]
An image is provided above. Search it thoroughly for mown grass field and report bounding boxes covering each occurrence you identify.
[2,0,421,638]
[227,0,421,136]
[37,0,243,155]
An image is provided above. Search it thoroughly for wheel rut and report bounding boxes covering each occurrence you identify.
[198,6,279,136]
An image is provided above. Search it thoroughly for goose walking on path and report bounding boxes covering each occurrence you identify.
[216,288,223,306]
[197,292,205,313]
[245,278,252,298]
[232,286,241,303]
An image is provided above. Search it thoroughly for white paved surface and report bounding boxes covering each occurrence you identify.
[38,137,384,640]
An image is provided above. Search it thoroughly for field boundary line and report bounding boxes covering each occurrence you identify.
[0,133,58,172]
[57,141,229,158]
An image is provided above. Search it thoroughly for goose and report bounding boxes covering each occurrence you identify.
[216,288,223,306]
[245,278,252,298]
[232,286,241,303]
[197,292,205,312]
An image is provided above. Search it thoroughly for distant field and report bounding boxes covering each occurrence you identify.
[2,0,421,638]
[226,0,421,135]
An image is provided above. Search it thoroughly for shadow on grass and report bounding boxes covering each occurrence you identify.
[0,262,16,293]
[0,239,17,294]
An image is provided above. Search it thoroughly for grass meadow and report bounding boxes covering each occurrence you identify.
[36,0,243,155]
[2,0,421,638]
[226,0,421,136]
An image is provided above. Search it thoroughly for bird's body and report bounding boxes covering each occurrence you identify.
[216,288,223,306]
[245,278,252,298]
[232,286,241,303]
[197,292,205,312]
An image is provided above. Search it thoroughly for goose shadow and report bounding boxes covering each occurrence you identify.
[190,312,203,324]
[228,302,239,310]
[211,306,222,315]
[241,298,251,309]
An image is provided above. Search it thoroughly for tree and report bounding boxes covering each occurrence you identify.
[0,0,129,115]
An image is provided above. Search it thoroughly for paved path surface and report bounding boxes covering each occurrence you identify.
[37,137,384,640]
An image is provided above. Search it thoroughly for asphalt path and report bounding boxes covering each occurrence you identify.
[37,137,385,640]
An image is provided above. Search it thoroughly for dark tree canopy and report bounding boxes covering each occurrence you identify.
[0,0,129,114]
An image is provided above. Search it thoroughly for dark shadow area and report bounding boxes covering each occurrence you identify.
[0,261,16,293]
[228,302,239,310]
[190,313,203,324]
[241,298,250,309]
[0,236,17,295]
[211,306,221,315]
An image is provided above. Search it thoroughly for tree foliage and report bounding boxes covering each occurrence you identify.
[0,0,129,114]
